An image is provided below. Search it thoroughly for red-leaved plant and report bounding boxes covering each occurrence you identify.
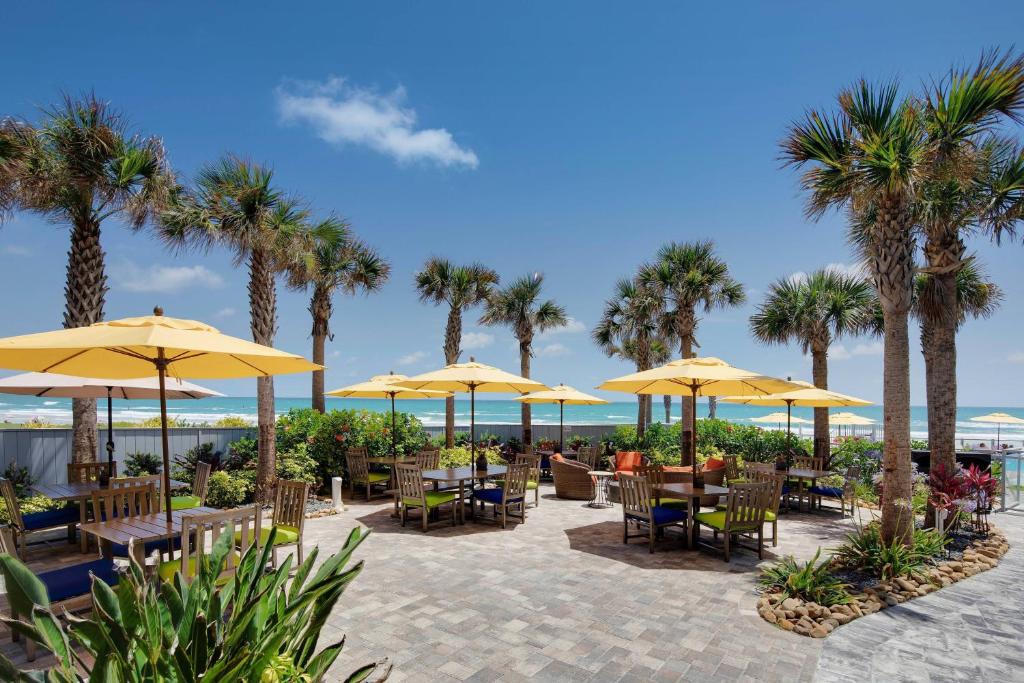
[927,464,968,532]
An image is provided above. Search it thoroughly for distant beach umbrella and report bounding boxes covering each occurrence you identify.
[395,358,548,463]
[0,372,222,475]
[0,309,318,526]
[829,411,875,439]
[515,384,608,450]
[969,412,1024,450]
[749,411,812,439]
[598,357,802,468]
[326,372,451,455]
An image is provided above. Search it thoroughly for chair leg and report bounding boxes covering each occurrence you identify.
[422,507,429,532]
[648,525,655,553]
[623,519,629,544]
[501,505,506,530]
[272,547,278,569]
[772,520,778,547]
[296,540,304,565]
[450,502,456,526]
[723,533,731,562]
[757,528,764,559]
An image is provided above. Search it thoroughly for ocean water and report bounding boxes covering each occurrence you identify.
[0,394,1021,445]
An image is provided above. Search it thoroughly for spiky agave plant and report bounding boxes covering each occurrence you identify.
[0,528,389,682]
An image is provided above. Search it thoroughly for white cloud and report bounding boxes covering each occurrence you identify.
[789,262,868,285]
[1009,352,1024,364]
[3,245,30,256]
[462,331,494,350]
[329,350,342,358]
[831,341,882,361]
[111,261,224,293]
[397,350,428,366]
[830,345,852,360]
[276,77,478,169]
[215,307,236,319]
[538,343,570,357]
[539,317,586,338]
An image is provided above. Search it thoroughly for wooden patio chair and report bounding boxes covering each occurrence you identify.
[736,469,786,546]
[693,481,773,561]
[111,474,161,490]
[810,466,860,516]
[67,461,117,484]
[345,451,388,499]
[634,464,688,509]
[722,455,743,484]
[472,463,529,529]
[514,453,541,507]
[89,482,172,561]
[172,461,211,510]
[788,456,826,511]
[396,463,461,531]
[619,473,688,553]
[159,505,262,584]
[0,477,79,554]
[576,445,599,470]
[415,449,440,470]
[0,526,119,661]
[255,478,309,567]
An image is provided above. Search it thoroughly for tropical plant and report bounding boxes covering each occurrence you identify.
[640,241,745,453]
[212,416,252,428]
[287,218,390,412]
[750,268,877,463]
[593,276,662,438]
[205,470,253,508]
[480,273,567,446]
[1,464,33,497]
[124,451,162,476]
[832,521,948,581]
[160,155,310,503]
[758,549,851,606]
[414,258,499,447]
[172,442,221,484]
[0,526,388,681]
[0,94,175,466]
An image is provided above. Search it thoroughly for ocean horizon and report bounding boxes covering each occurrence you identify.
[2,394,1022,445]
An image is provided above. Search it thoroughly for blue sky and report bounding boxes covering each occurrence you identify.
[0,2,1022,405]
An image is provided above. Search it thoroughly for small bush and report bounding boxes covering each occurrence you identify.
[2,463,33,497]
[759,549,851,606]
[137,415,192,428]
[0,494,61,525]
[124,451,162,476]
[212,415,251,428]
[206,471,253,508]
[832,521,949,581]
[439,445,501,468]
[222,437,258,471]
[566,434,592,450]
[277,443,319,487]
[172,442,221,483]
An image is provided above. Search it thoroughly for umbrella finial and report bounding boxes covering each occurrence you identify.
[470,356,475,362]
[153,306,164,316]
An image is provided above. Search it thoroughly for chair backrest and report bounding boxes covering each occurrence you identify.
[0,525,17,556]
[843,466,861,498]
[501,463,530,502]
[793,456,824,471]
[576,446,598,470]
[273,479,309,533]
[513,453,541,484]
[395,463,426,504]
[90,483,158,522]
[619,473,653,521]
[720,482,773,531]
[192,461,212,504]
[346,446,368,458]
[345,452,370,482]
[415,449,440,470]
[745,461,774,475]
[68,461,117,484]
[722,455,741,483]
[634,464,666,489]
[111,474,162,489]
[0,478,24,530]
[177,505,261,582]
[745,469,786,515]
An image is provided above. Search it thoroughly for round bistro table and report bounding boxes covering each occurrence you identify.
[588,470,614,509]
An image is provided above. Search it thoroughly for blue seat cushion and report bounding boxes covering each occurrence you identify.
[40,558,118,603]
[111,535,182,558]
[651,506,687,526]
[809,485,844,498]
[781,484,792,495]
[22,505,80,531]
[473,488,522,505]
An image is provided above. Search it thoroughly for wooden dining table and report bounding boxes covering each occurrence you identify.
[32,479,189,553]
[421,465,508,522]
[782,467,832,512]
[80,506,219,566]
[654,482,730,548]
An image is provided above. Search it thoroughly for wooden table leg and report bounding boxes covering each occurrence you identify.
[688,496,699,549]
[78,501,88,553]
[131,541,146,568]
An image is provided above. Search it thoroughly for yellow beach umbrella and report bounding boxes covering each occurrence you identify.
[515,384,608,450]
[396,358,548,462]
[598,357,803,467]
[0,309,319,524]
[750,412,812,428]
[969,412,1024,449]
[830,411,875,426]
[327,372,451,455]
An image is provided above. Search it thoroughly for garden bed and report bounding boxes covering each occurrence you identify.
[757,526,1009,638]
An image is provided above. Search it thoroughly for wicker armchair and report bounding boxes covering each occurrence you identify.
[551,457,594,500]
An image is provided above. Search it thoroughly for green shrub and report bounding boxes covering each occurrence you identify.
[206,470,253,508]
[124,451,162,476]
[759,549,851,606]
[0,494,61,525]
[566,434,592,450]
[603,419,802,465]
[829,439,882,484]
[832,521,949,581]
[222,436,258,471]
[0,526,388,681]
[137,415,192,428]
[439,445,501,468]
[1,463,33,497]
[172,442,220,483]
[277,442,319,487]
[212,415,251,428]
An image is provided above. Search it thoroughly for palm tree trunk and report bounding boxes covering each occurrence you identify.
[310,286,332,414]
[922,314,957,526]
[635,334,652,439]
[678,328,695,463]
[64,216,107,464]
[443,307,462,448]
[645,393,653,426]
[250,248,278,504]
[811,345,829,465]
[707,396,718,419]
[663,395,672,423]
[520,339,532,447]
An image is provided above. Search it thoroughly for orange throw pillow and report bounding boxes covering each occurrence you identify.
[614,451,644,479]
[551,453,565,462]
[704,457,726,471]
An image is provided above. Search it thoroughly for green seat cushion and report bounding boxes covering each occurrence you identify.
[158,552,240,583]
[694,510,772,530]
[715,504,775,521]
[403,491,457,508]
[232,524,300,547]
[170,495,202,511]
[650,497,688,509]
[495,480,539,490]
[354,472,390,484]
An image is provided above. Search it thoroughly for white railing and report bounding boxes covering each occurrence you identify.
[995,451,1023,512]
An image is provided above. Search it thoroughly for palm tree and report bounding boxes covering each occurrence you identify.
[160,156,308,502]
[287,218,390,412]
[479,273,567,447]
[782,80,927,545]
[750,269,877,463]
[0,95,174,464]
[640,241,745,454]
[915,259,1002,491]
[593,277,662,437]
[414,258,499,447]
[916,52,1024,470]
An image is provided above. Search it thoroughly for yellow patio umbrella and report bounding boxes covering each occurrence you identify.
[598,357,803,468]
[969,412,1024,449]
[326,371,452,455]
[514,384,608,450]
[0,308,320,525]
[829,411,875,439]
[396,358,548,464]
[749,412,813,438]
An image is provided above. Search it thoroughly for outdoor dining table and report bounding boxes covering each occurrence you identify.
[32,478,189,553]
[654,482,730,548]
[421,465,508,522]
[80,505,219,566]
[783,467,832,512]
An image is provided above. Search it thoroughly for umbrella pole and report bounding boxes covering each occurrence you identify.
[470,385,476,462]
[106,387,115,472]
[786,400,793,446]
[391,393,397,457]
[690,386,698,470]
[156,349,174,529]
[560,400,564,452]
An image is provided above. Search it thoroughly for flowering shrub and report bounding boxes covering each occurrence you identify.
[927,463,997,531]
[603,419,800,464]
